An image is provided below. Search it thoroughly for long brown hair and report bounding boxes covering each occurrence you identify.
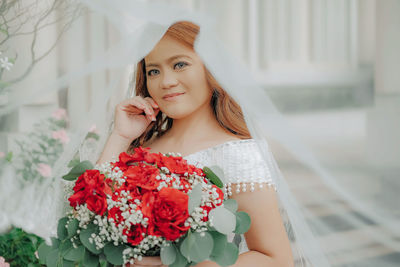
[128,21,250,152]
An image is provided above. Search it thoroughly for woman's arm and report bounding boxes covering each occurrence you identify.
[96,132,132,164]
[195,185,294,267]
[96,96,160,165]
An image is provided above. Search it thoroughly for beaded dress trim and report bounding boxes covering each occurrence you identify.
[183,139,277,199]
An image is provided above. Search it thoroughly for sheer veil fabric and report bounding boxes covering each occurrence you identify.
[0,0,399,266]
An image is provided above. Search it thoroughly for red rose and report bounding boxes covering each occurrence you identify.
[124,163,161,191]
[200,185,224,222]
[68,170,110,208]
[213,185,224,203]
[108,206,123,224]
[160,156,190,175]
[142,188,190,241]
[124,224,146,246]
[118,147,160,165]
[86,191,108,215]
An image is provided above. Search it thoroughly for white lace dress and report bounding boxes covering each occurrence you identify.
[183,139,277,254]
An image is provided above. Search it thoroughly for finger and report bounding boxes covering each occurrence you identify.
[134,256,163,265]
[122,105,143,115]
[119,100,145,113]
[144,97,159,109]
[120,97,154,120]
[144,98,160,118]
[136,97,156,116]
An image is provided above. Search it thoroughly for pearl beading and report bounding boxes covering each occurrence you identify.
[183,139,277,199]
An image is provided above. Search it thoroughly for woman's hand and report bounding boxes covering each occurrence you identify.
[113,96,160,142]
[125,256,167,267]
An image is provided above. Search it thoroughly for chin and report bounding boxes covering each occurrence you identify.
[161,105,195,120]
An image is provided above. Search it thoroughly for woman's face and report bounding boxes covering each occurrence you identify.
[144,35,212,119]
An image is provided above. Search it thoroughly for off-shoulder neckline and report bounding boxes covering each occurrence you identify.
[183,138,255,158]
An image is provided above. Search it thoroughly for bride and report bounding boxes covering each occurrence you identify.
[97,21,294,267]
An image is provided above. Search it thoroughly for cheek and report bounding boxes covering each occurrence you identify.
[184,68,212,101]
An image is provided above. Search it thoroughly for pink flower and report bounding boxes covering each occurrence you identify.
[0,152,4,158]
[0,257,10,267]
[37,163,52,178]
[52,129,70,144]
[89,124,99,134]
[52,108,68,120]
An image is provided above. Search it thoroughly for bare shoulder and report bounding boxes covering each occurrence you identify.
[142,131,243,155]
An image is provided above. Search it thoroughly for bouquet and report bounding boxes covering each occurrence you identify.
[38,147,251,267]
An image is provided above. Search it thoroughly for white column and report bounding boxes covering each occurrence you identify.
[367,0,400,168]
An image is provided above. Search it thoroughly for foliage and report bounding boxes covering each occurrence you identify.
[0,227,43,267]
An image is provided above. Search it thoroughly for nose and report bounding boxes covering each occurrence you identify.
[160,70,179,89]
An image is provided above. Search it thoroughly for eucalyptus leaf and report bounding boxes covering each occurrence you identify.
[67,218,79,238]
[59,239,73,255]
[62,260,75,267]
[234,211,251,234]
[180,232,213,263]
[180,233,195,261]
[103,242,126,265]
[62,160,94,181]
[51,237,60,249]
[38,241,53,264]
[79,224,101,255]
[209,231,227,257]
[223,199,238,213]
[46,249,60,267]
[188,183,202,214]
[64,245,85,261]
[161,243,177,265]
[210,242,239,266]
[57,217,69,240]
[170,246,190,267]
[203,166,224,188]
[209,206,236,235]
[83,249,99,267]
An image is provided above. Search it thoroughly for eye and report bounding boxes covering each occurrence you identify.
[174,61,188,70]
[147,69,160,76]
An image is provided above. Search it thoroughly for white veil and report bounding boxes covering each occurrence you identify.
[0,0,399,266]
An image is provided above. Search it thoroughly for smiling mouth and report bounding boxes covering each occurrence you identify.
[162,92,185,100]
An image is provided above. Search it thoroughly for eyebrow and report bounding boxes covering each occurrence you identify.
[145,55,192,68]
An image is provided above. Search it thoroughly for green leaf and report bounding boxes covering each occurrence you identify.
[103,242,126,265]
[203,166,224,188]
[170,248,189,267]
[64,245,85,261]
[234,211,251,234]
[5,151,13,162]
[62,259,75,267]
[209,206,236,235]
[180,232,213,263]
[60,239,73,255]
[62,160,94,181]
[51,237,60,248]
[83,249,99,267]
[160,242,177,265]
[38,241,53,264]
[209,231,227,257]
[67,218,79,238]
[57,217,69,240]
[188,183,202,214]
[223,199,238,213]
[210,242,239,266]
[86,132,100,140]
[67,158,80,168]
[46,249,60,267]
[99,259,112,267]
[79,224,101,255]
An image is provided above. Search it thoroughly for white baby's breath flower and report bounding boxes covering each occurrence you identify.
[0,57,13,71]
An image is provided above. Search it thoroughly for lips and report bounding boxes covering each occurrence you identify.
[162,92,185,100]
